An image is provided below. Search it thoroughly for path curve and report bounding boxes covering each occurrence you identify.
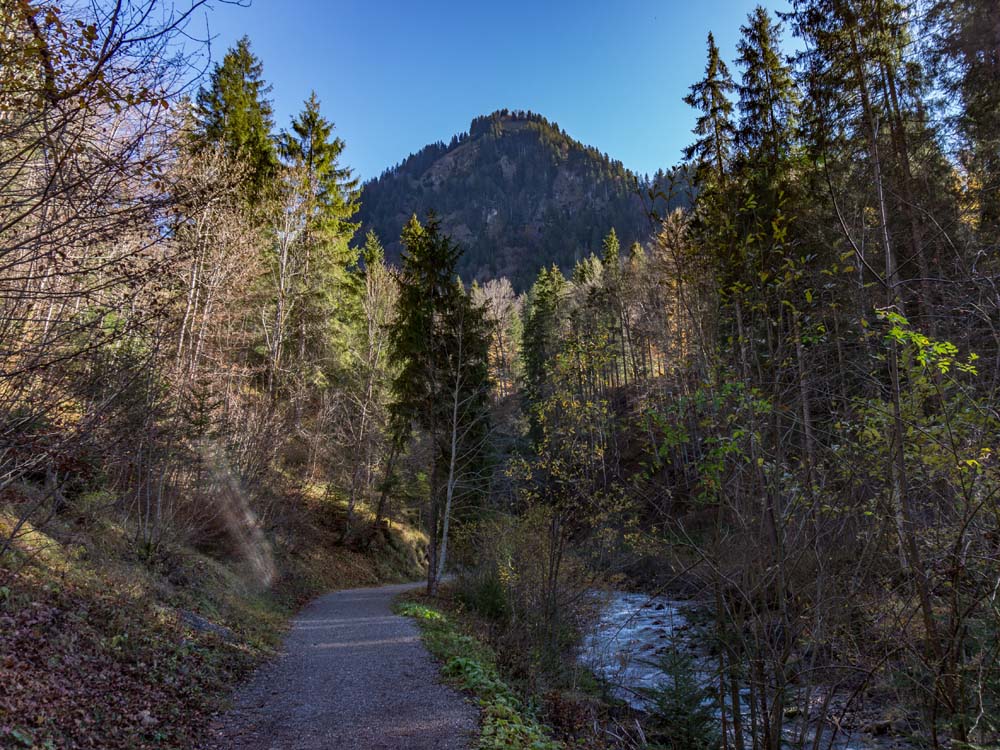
[204,582,476,749]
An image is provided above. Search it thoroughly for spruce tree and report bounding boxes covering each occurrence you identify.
[928,0,1000,234]
[279,92,360,238]
[361,228,385,268]
[601,227,621,271]
[522,264,568,424]
[683,32,737,189]
[194,36,277,202]
[684,32,742,307]
[732,6,801,292]
[278,93,361,376]
[389,215,491,595]
[735,7,798,180]
[599,227,631,387]
[791,0,945,325]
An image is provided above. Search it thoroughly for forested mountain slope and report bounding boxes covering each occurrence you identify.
[358,110,687,290]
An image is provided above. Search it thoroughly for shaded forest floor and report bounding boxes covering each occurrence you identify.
[0,481,428,749]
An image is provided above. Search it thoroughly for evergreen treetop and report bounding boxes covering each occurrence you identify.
[684,32,737,188]
[280,92,360,238]
[195,36,277,202]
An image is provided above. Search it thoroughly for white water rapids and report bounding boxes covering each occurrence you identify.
[579,591,900,750]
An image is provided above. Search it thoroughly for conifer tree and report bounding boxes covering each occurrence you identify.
[600,228,632,386]
[735,7,798,181]
[928,0,1000,234]
[684,32,737,189]
[791,0,942,323]
[278,93,361,378]
[790,0,952,713]
[522,265,568,409]
[361,228,385,267]
[601,227,621,271]
[195,36,277,202]
[389,215,491,595]
[683,31,743,324]
[732,6,801,297]
[279,92,360,239]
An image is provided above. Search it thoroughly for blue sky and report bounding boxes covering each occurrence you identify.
[201,0,791,181]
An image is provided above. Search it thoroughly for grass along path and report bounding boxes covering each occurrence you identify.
[396,598,565,750]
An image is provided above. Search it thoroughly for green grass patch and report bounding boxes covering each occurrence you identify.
[396,597,563,750]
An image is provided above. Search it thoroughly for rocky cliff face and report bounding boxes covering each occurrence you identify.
[357,110,686,290]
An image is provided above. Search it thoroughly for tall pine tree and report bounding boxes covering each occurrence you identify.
[278,92,361,379]
[522,264,568,411]
[389,215,490,595]
[928,0,1000,235]
[684,32,737,190]
[736,7,798,183]
[195,36,277,203]
[279,92,360,239]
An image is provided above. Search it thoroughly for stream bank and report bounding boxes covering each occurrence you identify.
[580,591,916,750]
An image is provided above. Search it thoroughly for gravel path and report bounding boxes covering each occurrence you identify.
[204,582,477,749]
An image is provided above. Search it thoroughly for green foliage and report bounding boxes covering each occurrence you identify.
[396,602,445,621]
[276,93,362,381]
[194,36,277,202]
[641,649,720,750]
[684,33,737,188]
[878,309,979,375]
[522,264,568,411]
[279,91,360,238]
[601,227,621,270]
[361,229,385,266]
[735,7,798,172]
[458,571,510,623]
[398,599,563,750]
[388,214,493,586]
[389,214,490,439]
[927,0,1000,233]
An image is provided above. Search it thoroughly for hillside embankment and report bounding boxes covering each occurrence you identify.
[0,481,427,749]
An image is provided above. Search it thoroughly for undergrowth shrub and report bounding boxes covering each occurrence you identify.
[398,599,563,750]
[458,568,510,623]
[453,511,596,687]
[640,649,719,750]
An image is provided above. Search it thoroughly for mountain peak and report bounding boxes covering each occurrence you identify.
[468,109,555,138]
[358,112,684,290]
